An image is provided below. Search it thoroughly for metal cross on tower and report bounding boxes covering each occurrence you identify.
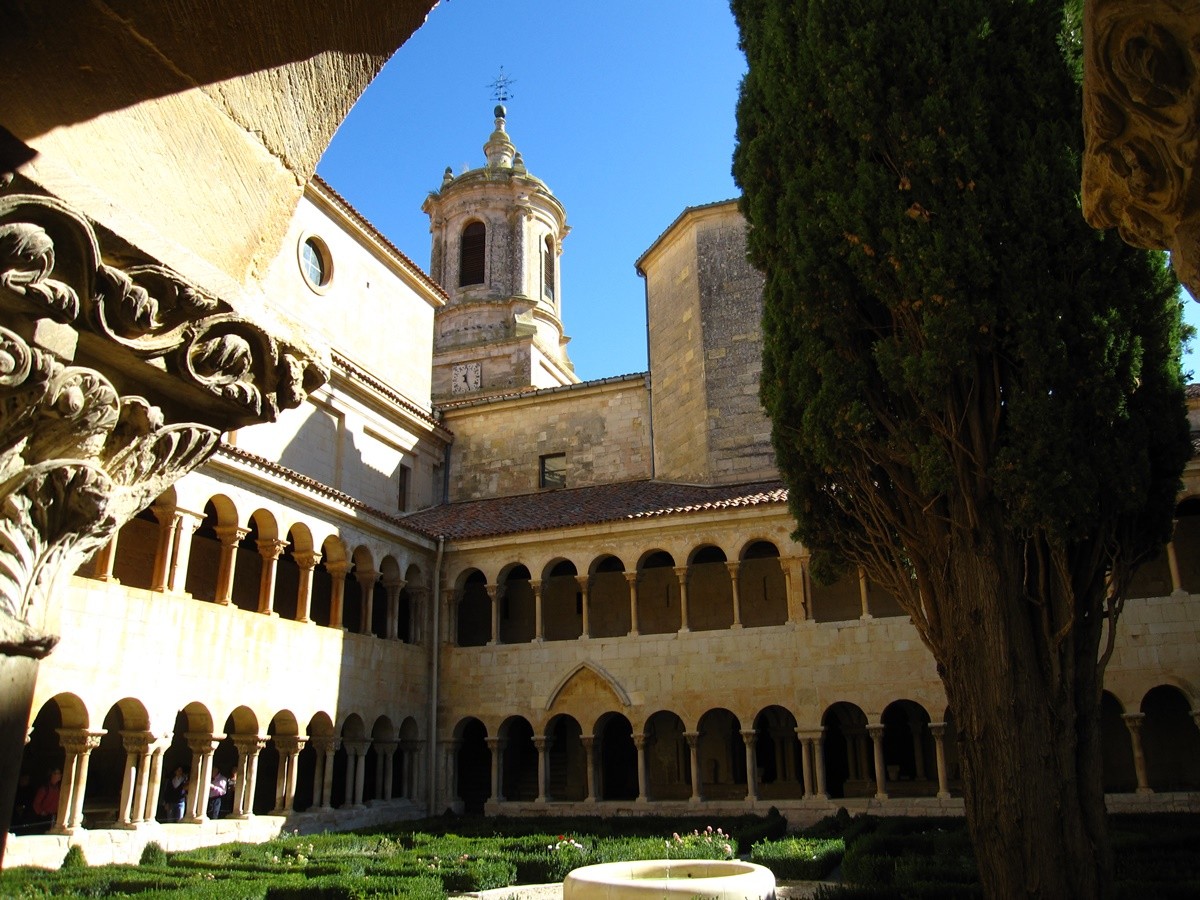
[488,66,516,103]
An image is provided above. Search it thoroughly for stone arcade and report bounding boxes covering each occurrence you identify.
[2,0,1200,870]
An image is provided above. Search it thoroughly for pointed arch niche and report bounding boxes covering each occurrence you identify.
[545,663,631,716]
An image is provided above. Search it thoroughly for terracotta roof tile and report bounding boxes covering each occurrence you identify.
[402,479,787,541]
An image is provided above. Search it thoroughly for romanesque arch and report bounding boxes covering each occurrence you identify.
[697,707,744,799]
[1141,685,1200,791]
[453,717,489,813]
[594,711,637,801]
[821,702,870,799]
[457,569,490,647]
[880,700,935,796]
[545,713,585,801]
[688,545,733,632]
[543,559,582,641]
[498,715,537,801]
[753,705,802,798]
[588,554,630,638]
[498,564,535,645]
[638,551,679,636]
[739,541,788,627]
[643,709,688,801]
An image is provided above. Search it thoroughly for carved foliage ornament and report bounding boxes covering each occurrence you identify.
[1082,0,1200,297]
[0,193,324,422]
[0,325,219,657]
[0,192,327,658]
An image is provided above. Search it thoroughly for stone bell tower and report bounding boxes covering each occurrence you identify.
[424,105,577,400]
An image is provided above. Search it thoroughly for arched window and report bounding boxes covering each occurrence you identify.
[459,221,486,286]
[543,235,555,300]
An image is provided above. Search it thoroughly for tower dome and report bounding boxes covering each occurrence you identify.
[423,107,576,400]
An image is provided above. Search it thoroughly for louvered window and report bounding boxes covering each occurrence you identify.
[543,236,555,299]
[459,221,486,286]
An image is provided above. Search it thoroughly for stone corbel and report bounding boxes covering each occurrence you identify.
[0,189,328,659]
[1082,1,1200,297]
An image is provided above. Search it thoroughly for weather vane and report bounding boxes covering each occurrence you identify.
[488,66,516,103]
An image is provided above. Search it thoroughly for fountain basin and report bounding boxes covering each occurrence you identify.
[562,859,776,899]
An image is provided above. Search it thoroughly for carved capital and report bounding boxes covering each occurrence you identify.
[0,188,328,660]
[1082,1,1200,297]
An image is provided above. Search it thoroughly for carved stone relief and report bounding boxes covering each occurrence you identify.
[0,188,327,658]
[1082,0,1200,298]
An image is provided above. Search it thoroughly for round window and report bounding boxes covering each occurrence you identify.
[299,235,332,291]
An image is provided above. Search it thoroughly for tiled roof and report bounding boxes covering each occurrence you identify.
[402,479,788,541]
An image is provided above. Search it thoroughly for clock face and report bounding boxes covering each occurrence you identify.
[452,362,482,394]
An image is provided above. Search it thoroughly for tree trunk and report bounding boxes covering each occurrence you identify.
[932,525,1112,899]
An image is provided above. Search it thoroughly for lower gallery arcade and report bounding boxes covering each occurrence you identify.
[9,473,1200,865]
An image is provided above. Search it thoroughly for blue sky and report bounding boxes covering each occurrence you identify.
[317,0,747,382]
[317,0,1200,384]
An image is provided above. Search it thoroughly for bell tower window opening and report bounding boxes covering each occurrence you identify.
[459,221,486,286]
[542,235,555,300]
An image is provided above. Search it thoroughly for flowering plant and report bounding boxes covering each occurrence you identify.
[548,834,587,854]
[664,825,734,859]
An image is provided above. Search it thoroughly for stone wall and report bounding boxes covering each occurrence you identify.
[694,213,776,483]
[442,376,652,502]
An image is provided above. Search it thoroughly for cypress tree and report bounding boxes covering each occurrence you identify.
[732,0,1191,896]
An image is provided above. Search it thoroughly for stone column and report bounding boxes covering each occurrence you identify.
[271,736,304,814]
[213,525,251,606]
[726,561,744,629]
[531,579,544,642]
[486,737,505,802]
[53,729,105,833]
[184,733,219,822]
[149,500,177,592]
[633,732,648,803]
[674,566,691,633]
[117,731,152,827]
[292,550,320,624]
[441,587,457,645]
[327,561,349,630]
[341,743,358,807]
[165,508,205,593]
[442,739,461,805]
[928,723,951,799]
[867,724,887,800]
[575,575,591,639]
[486,583,501,645]
[796,730,815,798]
[89,537,119,582]
[356,569,379,635]
[785,557,809,623]
[1166,533,1183,593]
[378,740,397,801]
[308,736,337,811]
[383,578,405,640]
[684,731,701,802]
[858,568,872,620]
[534,736,549,802]
[625,572,640,636]
[1122,713,1153,794]
[353,741,369,806]
[580,736,596,802]
[811,731,829,799]
[256,538,289,616]
[229,736,263,817]
[408,587,426,644]
[141,741,167,824]
[741,729,757,801]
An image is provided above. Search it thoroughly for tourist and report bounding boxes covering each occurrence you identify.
[161,765,188,822]
[207,768,228,820]
[31,768,61,830]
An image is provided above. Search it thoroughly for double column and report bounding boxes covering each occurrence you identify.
[795,728,829,800]
[52,729,105,834]
[371,739,398,803]
[341,739,371,807]
[115,731,168,829]
[229,735,267,817]
[309,736,340,810]
[183,733,220,823]
[270,735,304,815]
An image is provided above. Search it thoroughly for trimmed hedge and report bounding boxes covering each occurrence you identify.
[751,835,844,880]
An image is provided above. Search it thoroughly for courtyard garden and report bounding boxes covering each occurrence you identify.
[1,811,1196,898]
